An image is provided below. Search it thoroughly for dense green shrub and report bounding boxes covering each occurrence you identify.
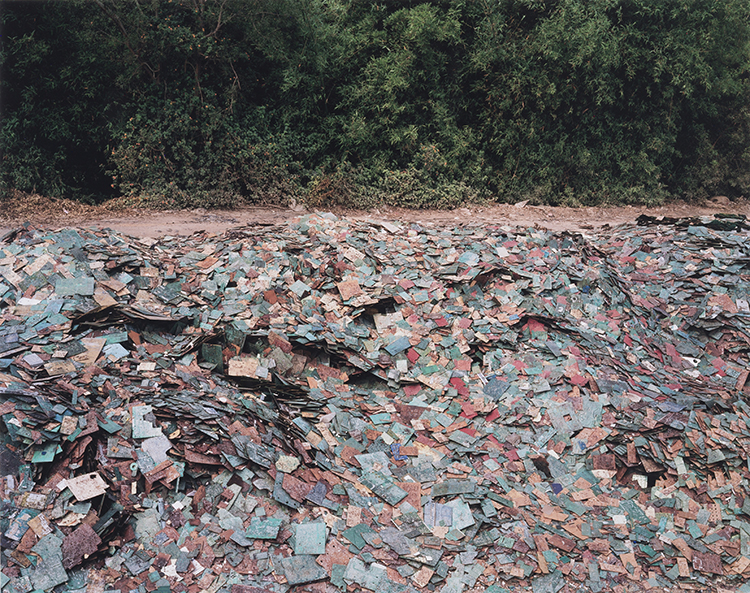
[96,0,308,207]
[108,95,306,208]
[2,0,748,207]
[467,0,750,203]
[0,2,120,202]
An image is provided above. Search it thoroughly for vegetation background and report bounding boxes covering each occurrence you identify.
[1,0,749,209]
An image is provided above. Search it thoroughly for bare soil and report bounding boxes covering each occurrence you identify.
[1,192,746,238]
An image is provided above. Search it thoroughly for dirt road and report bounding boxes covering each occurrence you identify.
[1,193,745,238]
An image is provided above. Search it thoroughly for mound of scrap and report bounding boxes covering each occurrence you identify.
[2,213,750,593]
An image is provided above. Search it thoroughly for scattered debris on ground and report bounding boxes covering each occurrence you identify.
[1,213,750,593]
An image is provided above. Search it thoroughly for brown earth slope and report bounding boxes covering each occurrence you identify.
[1,192,746,238]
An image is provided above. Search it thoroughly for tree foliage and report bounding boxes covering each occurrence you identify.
[0,1,120,201]
[2,0,749,207]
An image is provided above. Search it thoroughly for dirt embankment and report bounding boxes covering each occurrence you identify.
[1,193,745,238]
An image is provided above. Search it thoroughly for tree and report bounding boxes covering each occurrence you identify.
[1,1,120,201]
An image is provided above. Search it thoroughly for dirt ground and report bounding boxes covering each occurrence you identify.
[1,192,746,238]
